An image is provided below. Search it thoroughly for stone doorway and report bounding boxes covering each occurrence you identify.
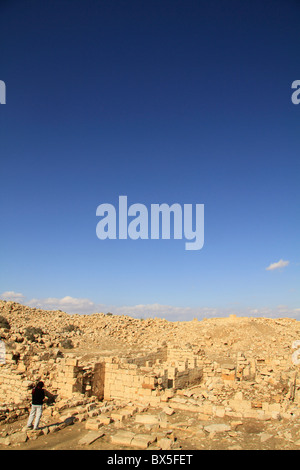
[91,362,105,399]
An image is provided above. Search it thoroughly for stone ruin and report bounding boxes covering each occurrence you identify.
[0,343,203,405]
[1,301,300,449]
[1,330,300,422]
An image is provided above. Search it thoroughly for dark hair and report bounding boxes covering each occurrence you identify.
[36,381,44,388]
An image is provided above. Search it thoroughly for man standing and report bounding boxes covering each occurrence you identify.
[26,381,46,430]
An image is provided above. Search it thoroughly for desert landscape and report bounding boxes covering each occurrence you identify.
[0,299,300,451]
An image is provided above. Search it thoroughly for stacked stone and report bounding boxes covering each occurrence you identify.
[104,360,150,401]
[50,358,85,398]
[0,366,32,405]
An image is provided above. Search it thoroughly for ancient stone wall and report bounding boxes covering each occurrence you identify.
[0,344,204,405]
[50,358,86,397]
[101,351,203,404]
[0,367,32,405]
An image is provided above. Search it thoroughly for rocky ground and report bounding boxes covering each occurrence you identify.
[0,300,300,451]
[1,392,300,451]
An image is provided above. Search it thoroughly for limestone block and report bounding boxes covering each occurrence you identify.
[111,431,135,446]
[98,415,112,425]
[157,437,173,450]
[9,431,28,445]
[204,423,231,433]
[78,431,104,445]
[162,406,174,416]
[111,412,126,422]
[131,433,155,449]
[65,358,78,367]
[135,414,159,425]
[85,419,102,430]
[139,388,152,396]
[244,410,265,420]
[214,406,226,418]
[228,399,252,412]
[0,436,10,446]
[197,412,210,421]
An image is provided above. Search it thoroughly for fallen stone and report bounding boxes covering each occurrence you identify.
[78,431,105,445]
[204,424,231,433]
[98,415,112,425]
[76,413,88,422]
[27,429,43,440]
[168,402,200,412]
[0,436,10,446]
[157,437,173,450]
[135,414,159,425]
[230,420,243,431]
[48,424,60,433]
[111,412,126,422]
[111,431,135,446]
[131,433,156,449]
[198,412,210,421]
[85,419,103,430]
[162,406,175,416]
[260,432,273,443]
[9,431,28,445]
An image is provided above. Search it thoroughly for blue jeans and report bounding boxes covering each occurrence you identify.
[27,405,43,430]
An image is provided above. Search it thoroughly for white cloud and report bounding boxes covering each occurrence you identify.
[109,303,207,320]
[0,292,220,319]
[248,305,300,319]
[266,259,290,271]
[0,291,26,302]
[1,291,299,321]
[25,299,219,320]
[27,296,102,315]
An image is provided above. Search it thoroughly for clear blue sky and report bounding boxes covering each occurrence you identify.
[0,0,299,320]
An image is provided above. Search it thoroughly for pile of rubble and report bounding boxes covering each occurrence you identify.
[0,300,300,450]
